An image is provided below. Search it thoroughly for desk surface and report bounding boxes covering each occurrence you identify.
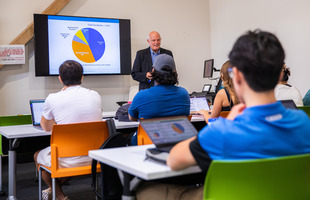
[0,124,50,139]
[0,115,204,138]
[89,144,201,180]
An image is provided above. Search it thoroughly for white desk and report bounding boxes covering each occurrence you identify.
[0,125,50,200]
[89,145,201,199]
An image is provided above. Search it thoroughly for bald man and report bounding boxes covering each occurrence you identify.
[131,31,173,90]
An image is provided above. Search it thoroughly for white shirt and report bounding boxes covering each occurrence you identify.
[43,85,102,123]
[275,84,304,107]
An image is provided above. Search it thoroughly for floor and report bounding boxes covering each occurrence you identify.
[0,158,97,200]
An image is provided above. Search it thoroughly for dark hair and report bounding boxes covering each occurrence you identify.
[229,30,285,92]
[59,60,83,86]
[151,65,178,85]
[281,67,291,82]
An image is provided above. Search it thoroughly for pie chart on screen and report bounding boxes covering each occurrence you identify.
[72,28,105,63]
[171,123,185,134]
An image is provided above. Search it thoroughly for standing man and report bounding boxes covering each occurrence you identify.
[34,60,102,200]
[131,31,173,90]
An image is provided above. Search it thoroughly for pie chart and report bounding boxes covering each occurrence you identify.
[72,28,105,63]
[171,123,185,134]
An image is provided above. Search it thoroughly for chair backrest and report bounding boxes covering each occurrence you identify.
[137,115,192,145]
[298,106,310,118]
[203,154,310,200]
[50,121,109,171]
[219,111,229,118]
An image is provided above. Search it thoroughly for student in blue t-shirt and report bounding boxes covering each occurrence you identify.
[128,54,190,145]
[135,30,310,200]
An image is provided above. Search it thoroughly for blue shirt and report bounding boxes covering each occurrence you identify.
[199,102,310,160]
[128,85,190,119]
[150,47,160,64]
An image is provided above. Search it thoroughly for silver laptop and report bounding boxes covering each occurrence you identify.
[190,97,210,114]
[141,116,198,163]
[29,99,45,130]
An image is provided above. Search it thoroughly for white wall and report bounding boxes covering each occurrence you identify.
[0,0,211,115]
[209,0,310,96]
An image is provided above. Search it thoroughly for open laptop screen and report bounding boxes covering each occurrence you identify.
[30,99,45,126]
[140,116,198,146]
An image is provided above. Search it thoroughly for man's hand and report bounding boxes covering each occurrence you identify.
[146,72,153,80]
[226,103,246,120]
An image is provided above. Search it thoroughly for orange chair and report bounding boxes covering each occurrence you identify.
[219,111,230,118]
[38,121,109,200]
[137,115,192,145]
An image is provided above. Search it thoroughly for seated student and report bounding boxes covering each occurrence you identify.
[303,89,310,106]
[34,60,102,200]
[128,54,190,144]
[197,60,239,122]
[136,30,310,200]
[275,64,304,106]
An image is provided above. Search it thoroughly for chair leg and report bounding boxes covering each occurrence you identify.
[52,178,56,200]
[95,174,99,200]
[39,167,42,200]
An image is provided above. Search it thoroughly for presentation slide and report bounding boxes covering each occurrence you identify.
[48,16,120,75]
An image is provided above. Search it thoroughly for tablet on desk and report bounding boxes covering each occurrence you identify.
[190,97,210,114]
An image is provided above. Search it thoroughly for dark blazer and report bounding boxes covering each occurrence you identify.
[131,47,173,90]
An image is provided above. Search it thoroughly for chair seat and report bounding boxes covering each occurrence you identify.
[40,163,101,178]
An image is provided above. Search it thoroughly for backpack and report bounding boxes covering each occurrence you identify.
[115,103,131,122]
[91,119,127,199]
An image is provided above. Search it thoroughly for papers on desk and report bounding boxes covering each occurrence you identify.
[102,111,116,118]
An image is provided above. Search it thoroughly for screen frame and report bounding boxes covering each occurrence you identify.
[203,59,214,78]
[34,14,131,76]
[202,84,212,93]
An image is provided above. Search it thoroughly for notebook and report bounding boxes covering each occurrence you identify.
[29,99,45,130]
[141,116,198,163]
[190,97,210,114]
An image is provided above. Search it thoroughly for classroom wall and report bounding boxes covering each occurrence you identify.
[209,0,310,96]
[0,0,211,116]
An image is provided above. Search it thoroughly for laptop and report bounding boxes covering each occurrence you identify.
[202,84,212,93]
[29,99,45,130]
[190,97,210,114]
[140,116,198,163]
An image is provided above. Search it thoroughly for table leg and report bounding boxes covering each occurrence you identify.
[122,172,135,200]
[7,139,18,200]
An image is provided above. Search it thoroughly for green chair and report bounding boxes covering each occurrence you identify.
[0,115,32,195]
[298,106,310,118]
[203,154,310,200]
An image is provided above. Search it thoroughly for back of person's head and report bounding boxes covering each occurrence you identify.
[221,60,239,104]
[280,65,291,82]
[152,54,178,85]
[221,60,233,86]
[229,29,285,92]
[59,60,83,86]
